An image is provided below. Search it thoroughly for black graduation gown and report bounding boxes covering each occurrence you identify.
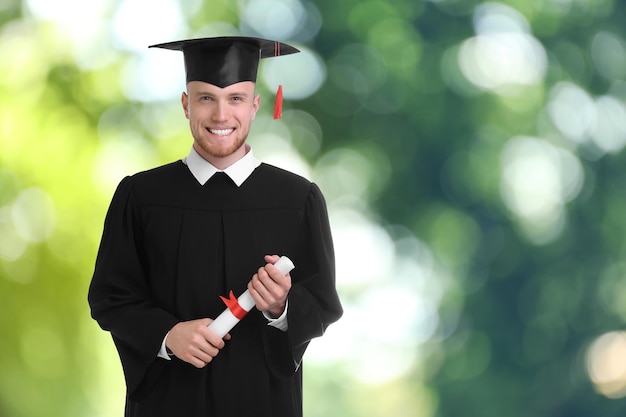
[88,161,342,417]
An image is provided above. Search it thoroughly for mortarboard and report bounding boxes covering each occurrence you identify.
[149,36,300,119]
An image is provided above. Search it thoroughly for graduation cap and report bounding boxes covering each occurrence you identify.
[149,36,300,119]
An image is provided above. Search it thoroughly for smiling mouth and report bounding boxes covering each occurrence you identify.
[208,128,234,136]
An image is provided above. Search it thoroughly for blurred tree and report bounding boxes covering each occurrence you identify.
[2,0,626,416]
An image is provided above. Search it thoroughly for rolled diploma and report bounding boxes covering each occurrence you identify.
[208,256,295,338]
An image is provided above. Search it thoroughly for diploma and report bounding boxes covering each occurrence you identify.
[208,256,295,338]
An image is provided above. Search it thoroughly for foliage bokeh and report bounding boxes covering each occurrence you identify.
[2,0,626,416]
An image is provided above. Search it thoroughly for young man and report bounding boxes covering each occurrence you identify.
[88,37,343,417]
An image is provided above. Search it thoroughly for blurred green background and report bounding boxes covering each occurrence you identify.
[2,0,626,415]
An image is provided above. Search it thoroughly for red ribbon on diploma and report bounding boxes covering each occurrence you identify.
[219,290,248,320]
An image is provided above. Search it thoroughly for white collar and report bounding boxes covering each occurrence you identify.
[183,145,261,187]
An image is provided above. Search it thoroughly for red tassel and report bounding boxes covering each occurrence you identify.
[274,84,283,119]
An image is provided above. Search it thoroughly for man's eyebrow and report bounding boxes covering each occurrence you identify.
[227,91,251,97]
[191,90,251,98]
[191,90,214,97]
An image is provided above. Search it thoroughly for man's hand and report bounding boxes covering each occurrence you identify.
[166,319,231,368]
[248,254,292,318]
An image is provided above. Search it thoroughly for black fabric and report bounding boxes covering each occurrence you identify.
[149,36,300,87]
[88,161,342,417]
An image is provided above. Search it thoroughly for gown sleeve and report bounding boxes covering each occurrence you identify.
[87,176,179,397]
[262,182,343,376]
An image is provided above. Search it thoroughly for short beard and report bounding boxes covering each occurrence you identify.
[192,128,247,160]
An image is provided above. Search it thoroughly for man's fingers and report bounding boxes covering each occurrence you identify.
[248,280,269,311]
[264,254,280,264]
[167,319,228,367]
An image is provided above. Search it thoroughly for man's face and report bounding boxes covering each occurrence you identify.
[182,80,260,167]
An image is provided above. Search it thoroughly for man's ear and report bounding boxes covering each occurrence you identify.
[252,94,261,120]
[181,91,189,119]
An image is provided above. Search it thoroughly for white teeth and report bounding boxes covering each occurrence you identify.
[209,128,234,136]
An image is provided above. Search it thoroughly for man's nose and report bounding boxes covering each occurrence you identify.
[212,101,229,121]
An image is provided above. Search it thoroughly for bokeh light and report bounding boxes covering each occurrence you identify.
[547,81,596,145]
[111,0,189,52]
[458,2,547,93]
[12,187,56,243]
[261,45,326,100]
[500,136,584,244]
[239,0,308,40]
[591,31,626,82]
[547,81,626,155]
[587,331,626,399]
[4,0,626,416]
